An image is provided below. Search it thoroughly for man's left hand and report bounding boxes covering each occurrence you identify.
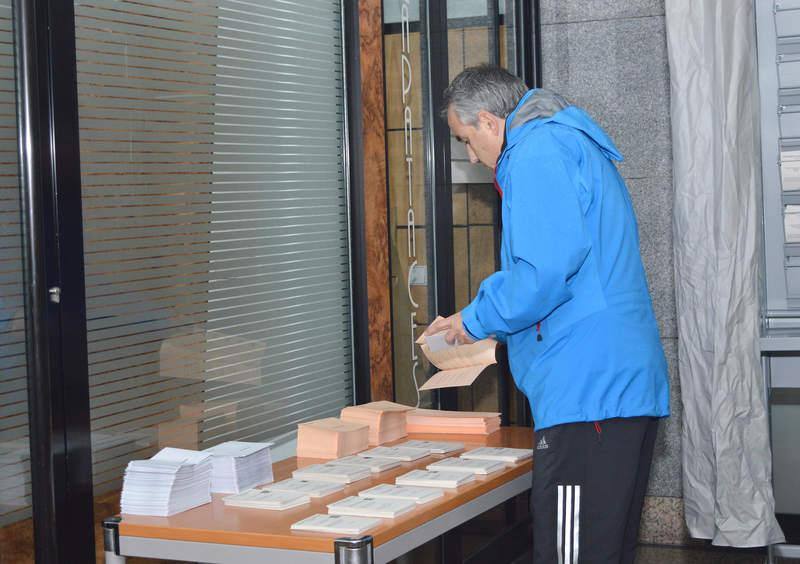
[423,312,475,346]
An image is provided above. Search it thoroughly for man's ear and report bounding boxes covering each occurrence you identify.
[477,110,501,136]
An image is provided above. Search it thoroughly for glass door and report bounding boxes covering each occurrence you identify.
[383,0,524,420]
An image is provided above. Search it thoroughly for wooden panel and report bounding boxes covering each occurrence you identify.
[359,0,393,401]
[118,428,533,553]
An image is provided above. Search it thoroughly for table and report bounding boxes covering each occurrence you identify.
[103,427,534,564]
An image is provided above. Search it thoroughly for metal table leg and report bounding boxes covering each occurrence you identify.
[335,536,374,564]
[103,517,127,564]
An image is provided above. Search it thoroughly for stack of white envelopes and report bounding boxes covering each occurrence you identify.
[223,489,310,510]
[426,457,506,475]
[204,441,274,493]
[358,446,429,462]
[263,478,345,498]
[292,463,371,484]
[327,496,417,519]
[359,483,445,505]
[460,447,533,464]
[120,447,212,516]
[395,469,475,489]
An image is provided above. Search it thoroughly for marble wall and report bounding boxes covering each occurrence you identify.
[539,0,685,543]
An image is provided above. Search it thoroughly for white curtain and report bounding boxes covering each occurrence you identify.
[665,0,785,547]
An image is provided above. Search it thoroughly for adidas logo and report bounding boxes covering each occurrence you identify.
[536,436,549,450]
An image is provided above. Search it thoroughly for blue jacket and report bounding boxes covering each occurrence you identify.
[461,90,670,430]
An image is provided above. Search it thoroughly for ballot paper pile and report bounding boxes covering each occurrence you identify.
[415,324,497,391]
[405,408,501,435]
[204,441,274,493]
[327,495,417,519]
[120,448,212,516]
[296,417,369,459]
[460,447,533,464]
[340,400,414,445]
[292,462,372,484]
[291,514,383,535]
[223,489,310,510]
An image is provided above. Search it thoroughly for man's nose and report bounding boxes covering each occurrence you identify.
[467,145,479,164]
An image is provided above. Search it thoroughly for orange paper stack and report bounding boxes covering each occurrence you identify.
[296,418,369,459]
[340,401,414,445]
[405,408,501,435]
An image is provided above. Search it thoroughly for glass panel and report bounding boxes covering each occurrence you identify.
[384,0,438,408]
[447,1,514,412]
[786,204,800,243]
[72,1,353,553]
[0,1,34,560]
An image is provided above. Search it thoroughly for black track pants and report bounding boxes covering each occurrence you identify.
[530,416,659,564]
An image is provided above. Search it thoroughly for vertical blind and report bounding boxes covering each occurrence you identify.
[74,0,353,494]
[0,1,30,526]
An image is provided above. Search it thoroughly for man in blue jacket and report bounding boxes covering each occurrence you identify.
[426,65,670,563]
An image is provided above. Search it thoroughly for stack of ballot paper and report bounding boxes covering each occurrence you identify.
[358,446,429,462]
[327,496,417,519]
[340,401,414,445]
[223,489,310,510]
[335,455,401,473]
[426,457,506,475]
[395,469,475,489]
[296,418,369,459]
[405,408,501,435]
[400,440,464,454]
[359,483,445,505]
[292,463,371,484]
[120,448,212,516]
[263,478,345,498]
[460,447,533,464]
[204,441,273,493]
[291,514,382,535]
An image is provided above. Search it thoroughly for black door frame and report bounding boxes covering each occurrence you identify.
[15,0,94,561]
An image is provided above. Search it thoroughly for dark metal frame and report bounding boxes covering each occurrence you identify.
[342,0,372,405]
[14,0,95,561]
[515,0,542,89]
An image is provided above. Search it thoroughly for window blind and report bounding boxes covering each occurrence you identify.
[74,0,353,494]
[0,1,30,526]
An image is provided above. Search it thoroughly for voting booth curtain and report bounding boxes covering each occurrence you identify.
[665,0,785,547]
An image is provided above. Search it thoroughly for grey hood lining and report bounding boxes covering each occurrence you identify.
[509,89,570,130]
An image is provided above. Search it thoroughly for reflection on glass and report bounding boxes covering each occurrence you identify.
[781,149,800,191]
[73,2,353,552]
[0,1,34,560]
[785,205,800,243]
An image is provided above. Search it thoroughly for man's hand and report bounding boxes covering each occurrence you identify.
[423,312,475,346]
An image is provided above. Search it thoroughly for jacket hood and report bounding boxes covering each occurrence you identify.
[504,89,623,162]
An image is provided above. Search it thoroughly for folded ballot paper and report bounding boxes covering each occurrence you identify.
[340,401,413,445]
[296,418,369,459]
[204,441,273,493]
[292,463,372,484]
[262,478,345,498]
[335,455,402,473]
[415,319,497,391]
[327,495,417,519]
[359,483,445,505]
[395,469,475,489]
[291,514,383,535]
[426,457,506,475]
[120,447,212,517]
[405,408,501,435]
[460,447,533,464]
[399,440,464,454]
[223,489,310,510]
[358,446,429,462]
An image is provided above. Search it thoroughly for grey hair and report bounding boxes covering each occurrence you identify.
[441,64,528,126]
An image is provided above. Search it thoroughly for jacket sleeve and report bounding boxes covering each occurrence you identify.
[461,141,591,340]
